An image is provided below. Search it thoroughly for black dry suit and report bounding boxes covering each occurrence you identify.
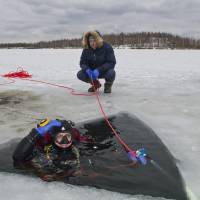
[31,143,80,174]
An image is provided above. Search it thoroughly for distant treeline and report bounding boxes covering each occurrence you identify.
[1,32,200,49]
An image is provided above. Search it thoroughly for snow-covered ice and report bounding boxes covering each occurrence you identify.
[0,49,200,200]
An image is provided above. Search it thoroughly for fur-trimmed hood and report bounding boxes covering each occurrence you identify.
[82,30,104,49]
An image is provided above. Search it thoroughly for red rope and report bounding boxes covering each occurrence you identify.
[2,67,32,78]
[1,68,136,159]
[26,79,95,96]
[94,89,135,156]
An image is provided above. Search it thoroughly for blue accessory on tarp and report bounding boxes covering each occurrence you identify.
[127,147,147,165]
[136,148,147,165]
[127,151,137,162]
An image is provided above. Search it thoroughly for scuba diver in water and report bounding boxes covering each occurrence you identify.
[13,119,90,181]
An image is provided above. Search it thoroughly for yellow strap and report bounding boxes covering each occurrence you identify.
[39,119,50,127]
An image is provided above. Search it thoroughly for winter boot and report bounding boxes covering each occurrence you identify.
[104,82,113,93]
[88,80,101,92]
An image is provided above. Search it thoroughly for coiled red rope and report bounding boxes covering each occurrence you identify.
[1,68,136,159]
[2,67,32,78]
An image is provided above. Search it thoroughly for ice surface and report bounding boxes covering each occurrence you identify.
[0,49,200,199]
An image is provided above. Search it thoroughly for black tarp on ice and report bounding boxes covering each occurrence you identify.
[0,112,188,200]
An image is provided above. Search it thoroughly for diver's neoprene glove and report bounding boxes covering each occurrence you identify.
[36,120,62,136]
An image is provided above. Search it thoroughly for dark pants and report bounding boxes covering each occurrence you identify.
[77,69,116,83]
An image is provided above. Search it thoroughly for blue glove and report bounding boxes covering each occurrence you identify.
[36,119,62,136]
[86,69,93,79]
[127,151,137,162]
[92,69,99,80]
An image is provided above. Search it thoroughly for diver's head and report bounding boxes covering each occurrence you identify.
[54,131,72,149]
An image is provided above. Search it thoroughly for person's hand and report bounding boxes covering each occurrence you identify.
[92,69,99,80]
[36,120,62,136]
[86,68,93,78]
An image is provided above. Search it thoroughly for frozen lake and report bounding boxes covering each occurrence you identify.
[0,49,200,200]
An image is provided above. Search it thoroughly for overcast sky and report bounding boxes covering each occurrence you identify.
[0,0,200,43]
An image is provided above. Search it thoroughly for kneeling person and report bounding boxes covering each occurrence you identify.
[77,30,116,93]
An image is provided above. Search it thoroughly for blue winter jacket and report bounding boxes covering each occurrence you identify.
[80,42,116,73]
